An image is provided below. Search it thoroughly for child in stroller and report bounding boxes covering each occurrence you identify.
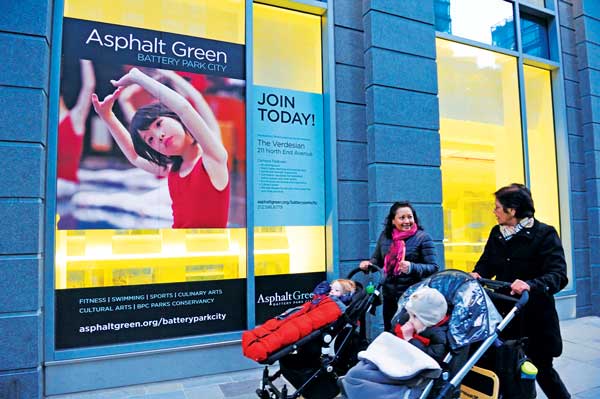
[243,266,384,399]
[338,269,533,399]
[340,286,450,399]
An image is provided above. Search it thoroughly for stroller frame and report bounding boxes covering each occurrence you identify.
[428,278,530,399]
[256,265,384,399]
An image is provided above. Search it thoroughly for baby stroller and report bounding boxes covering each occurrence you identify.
[459,277,537,399]
[251,265,384,399]
[340,269,530,399]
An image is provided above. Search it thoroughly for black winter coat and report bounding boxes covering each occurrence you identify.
[474,219,568,357]
[369,229,439,299]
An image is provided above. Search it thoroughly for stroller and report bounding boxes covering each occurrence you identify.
[459,277,537,399]
[340,269,530,399]
[250,265,384,399]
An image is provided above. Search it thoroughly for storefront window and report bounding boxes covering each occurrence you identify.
[523,65,560,232]
[435,0,516,51]
[436,38,524,271]
[54,0,247,350]
[252,4,326,323]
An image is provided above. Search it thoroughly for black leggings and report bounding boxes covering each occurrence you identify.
[383,293,400,332]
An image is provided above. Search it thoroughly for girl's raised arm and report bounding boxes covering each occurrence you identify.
[156,70,221,137]
[112,68,227,165]
[116,83,143,124]
[70,59,96,134]
[91,88,167,176]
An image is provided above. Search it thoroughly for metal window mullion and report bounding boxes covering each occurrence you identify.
[45,0,66,363]
[321,1,338,280]
[515,0,531,186]
[246,0,256,330]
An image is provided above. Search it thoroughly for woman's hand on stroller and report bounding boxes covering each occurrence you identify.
[359,261,372,271]
[469,272,481,280]
[510,279,530,295]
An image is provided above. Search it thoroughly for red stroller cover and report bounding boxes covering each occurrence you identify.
[242,296,344,362]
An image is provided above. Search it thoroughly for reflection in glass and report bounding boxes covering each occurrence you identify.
[521,14,550,59]
[435,0,516,51]
[436,39,524,272]
[524,65,560,233]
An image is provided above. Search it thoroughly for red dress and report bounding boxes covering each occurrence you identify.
[57,114,84,182]
[168,159,230,228]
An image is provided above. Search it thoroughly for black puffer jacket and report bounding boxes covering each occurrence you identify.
[474,219,568,357]
[369,229,439,299]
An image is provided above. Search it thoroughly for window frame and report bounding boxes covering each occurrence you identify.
[44,0,338,363]
[435,0,575,296]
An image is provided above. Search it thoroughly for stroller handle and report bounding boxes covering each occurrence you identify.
[347,264,382,279]
[478,278,529,310]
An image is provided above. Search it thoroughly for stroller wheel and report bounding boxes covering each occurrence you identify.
[255,388,270,399]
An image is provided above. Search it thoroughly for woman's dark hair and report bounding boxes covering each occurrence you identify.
[383,201,422,239]
[129,103,185,172]
[494,183,535,219]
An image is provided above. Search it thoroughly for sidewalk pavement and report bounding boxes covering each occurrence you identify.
[47,316,600,399]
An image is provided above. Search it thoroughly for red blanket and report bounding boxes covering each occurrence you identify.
[242,296,344,362]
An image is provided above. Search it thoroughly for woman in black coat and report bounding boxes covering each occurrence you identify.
[360,201,439,331]
[471,184,570,399]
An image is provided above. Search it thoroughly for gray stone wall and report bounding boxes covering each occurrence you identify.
[333,0,369,276]
[334,0,443,274]
[573,0,600,315]
[0,1,49,397]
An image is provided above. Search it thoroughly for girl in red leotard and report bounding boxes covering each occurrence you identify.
[58,59,95,184]
[91,67,229,228]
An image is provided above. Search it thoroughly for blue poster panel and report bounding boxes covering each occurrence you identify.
[253,86,325,227]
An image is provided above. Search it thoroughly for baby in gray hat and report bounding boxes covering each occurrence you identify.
[393,286,449,362]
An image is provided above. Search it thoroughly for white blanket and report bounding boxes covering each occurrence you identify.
[358,332,441,380]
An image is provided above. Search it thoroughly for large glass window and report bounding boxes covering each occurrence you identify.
[53,0,329,354]
[437,39,524,270]
[252,4,326,323]
[436,3,563,273]
[523,65,560,232]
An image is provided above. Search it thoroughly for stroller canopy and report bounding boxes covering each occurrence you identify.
[396,269,502,350]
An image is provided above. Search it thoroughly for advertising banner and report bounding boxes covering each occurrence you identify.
[254,272,326,324]
[56,279,246,349]
[253,86,325,227]
[55,0,247,350]
[57,16,246,230]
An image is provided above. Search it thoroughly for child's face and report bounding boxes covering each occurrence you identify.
[408,312,426,333]
[139,116,190,156]
[329,282,344,297]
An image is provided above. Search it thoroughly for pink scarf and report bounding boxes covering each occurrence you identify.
[384,224,418,275]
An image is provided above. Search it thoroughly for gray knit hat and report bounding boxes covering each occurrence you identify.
[405,286,448,327]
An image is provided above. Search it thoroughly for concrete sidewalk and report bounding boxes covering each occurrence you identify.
[47,316,600,399]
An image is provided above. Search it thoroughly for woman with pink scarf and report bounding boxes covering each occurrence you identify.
[360,201,439,332]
